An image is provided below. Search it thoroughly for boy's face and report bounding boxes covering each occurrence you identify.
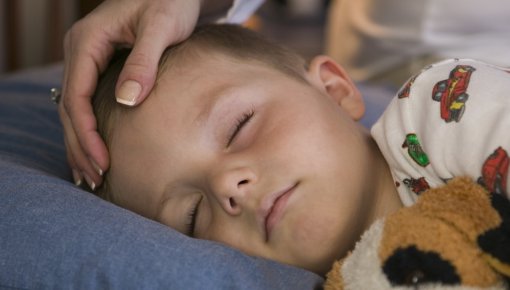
[108,53,378,274]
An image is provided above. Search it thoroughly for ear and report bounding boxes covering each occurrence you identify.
[306,55,364,120]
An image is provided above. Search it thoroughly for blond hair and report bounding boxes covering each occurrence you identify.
[92,24,308,200]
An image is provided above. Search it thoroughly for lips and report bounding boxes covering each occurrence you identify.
[259,183,297,242]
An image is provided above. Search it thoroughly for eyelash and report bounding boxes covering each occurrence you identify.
[186,196,203,237]
[227,109,255,147]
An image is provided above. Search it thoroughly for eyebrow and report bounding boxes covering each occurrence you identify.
[193,84,238,127]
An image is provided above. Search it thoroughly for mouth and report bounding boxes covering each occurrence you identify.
[260,183,298,242]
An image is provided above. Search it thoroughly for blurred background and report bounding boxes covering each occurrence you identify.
[0,0,329,76]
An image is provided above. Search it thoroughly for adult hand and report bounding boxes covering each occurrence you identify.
[59,0,232,190]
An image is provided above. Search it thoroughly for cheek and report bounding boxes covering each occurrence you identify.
[273,104,357,154]
[202,219,264,258]
[279,205,354,273]
[259,114,340,166]
[288,209,337,246]
[278,181,369,268]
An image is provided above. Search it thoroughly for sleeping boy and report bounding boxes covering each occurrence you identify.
[90,24,510,275]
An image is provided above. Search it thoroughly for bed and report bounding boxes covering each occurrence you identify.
[0,63,395,289]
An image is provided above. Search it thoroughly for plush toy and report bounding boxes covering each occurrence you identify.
[324,177,510,290]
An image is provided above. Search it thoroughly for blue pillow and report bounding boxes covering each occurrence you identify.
[0,65,324,289]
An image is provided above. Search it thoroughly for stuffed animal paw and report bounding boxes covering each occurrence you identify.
[325,177,510,290]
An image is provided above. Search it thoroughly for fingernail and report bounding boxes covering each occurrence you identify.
[90,158,103,176]
[72,169,82,186]
[83,173,96,191]
[117,80,141,106]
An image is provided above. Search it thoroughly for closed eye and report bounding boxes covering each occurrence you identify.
[186,195,203,237]
[227,109,254,147]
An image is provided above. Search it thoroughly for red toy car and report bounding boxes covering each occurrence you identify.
[398,75,417,99]
[432,65,476,122]
[403,177,430,195]
[478,147,509,195]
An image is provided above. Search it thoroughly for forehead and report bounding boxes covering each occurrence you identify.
[111,53,295,158]
[148,54,292,117]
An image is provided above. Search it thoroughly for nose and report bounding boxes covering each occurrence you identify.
[208,165,257,216]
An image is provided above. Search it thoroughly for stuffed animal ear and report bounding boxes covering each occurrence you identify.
[477,191,510,278]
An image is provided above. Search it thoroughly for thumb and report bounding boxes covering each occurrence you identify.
[115,19,191,106]
[115,38,163,106]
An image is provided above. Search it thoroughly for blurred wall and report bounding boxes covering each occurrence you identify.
[1,0,80,75]
[0,0,324,75]
[0,3,5,73]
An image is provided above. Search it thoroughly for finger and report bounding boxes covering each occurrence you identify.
[64,76,109,183]
[115,15,194,106]
[66,128,103,191]
[61,34,83,186]
[59,102,103,190]
[62,29,111,180]
[64,135,83,187]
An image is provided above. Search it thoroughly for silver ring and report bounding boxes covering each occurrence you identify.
[51,88,61,104]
